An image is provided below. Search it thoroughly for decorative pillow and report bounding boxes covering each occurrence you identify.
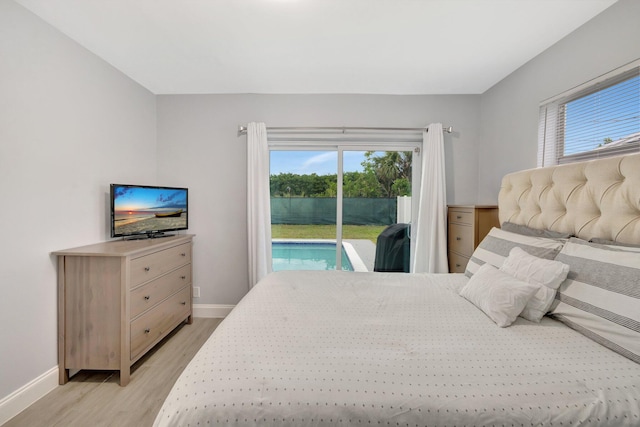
[465,227,565,278]
[500,247,570,322]
[460,263,540,328]
[501,222,573,240]
[550,238,640,364]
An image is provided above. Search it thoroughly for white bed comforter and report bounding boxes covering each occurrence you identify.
[155,271,640,426]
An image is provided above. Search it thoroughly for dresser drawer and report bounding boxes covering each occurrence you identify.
[130,286,191,360]
[130,264,191,318]
[448,209,474,225]
[448,252,469,273]
[130,243,191,287]
[448,223,474,257]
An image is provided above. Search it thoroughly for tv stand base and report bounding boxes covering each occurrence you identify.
[123,232,173,240]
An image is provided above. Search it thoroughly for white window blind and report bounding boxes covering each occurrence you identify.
[538,62,640,166]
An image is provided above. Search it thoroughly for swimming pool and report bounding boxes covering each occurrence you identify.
[272,240,367,272]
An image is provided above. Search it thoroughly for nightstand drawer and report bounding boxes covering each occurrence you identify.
[448,252,469,273]
[448,223,474,257]
[448,209,473,225]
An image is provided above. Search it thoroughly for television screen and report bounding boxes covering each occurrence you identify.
[110,184,188,238]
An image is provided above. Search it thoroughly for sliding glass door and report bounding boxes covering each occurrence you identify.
[270,145,420,272]
[270,150,344,271]
[339,149,414,272]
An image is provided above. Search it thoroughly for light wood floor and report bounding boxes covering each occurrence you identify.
[5,318,222,427]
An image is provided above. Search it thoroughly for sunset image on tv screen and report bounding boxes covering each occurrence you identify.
[113,185,187,235]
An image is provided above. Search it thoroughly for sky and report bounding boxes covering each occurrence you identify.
[113,185,187,211]
[564,74,639,155]
[270,151,374,175]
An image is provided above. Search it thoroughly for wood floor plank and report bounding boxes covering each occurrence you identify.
[5,318,222,427]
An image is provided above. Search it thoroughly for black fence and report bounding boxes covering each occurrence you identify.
[271,197,396,225]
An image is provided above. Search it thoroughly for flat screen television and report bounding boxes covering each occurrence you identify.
[110,184,188,239]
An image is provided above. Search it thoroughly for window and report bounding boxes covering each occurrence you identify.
[538,62,640,166]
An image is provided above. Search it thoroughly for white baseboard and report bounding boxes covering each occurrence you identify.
[193,303,234,318]
[0,366,58,426]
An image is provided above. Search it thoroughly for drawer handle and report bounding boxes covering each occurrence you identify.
[455,263,461,268]
[144,267,150,272]
[456,215,462,219]
[456,237,462,241]
[180,301,186,305]
[181,275,186,280]
[144,328,150,334]
[181,253,186,257]
[144,295,150,300]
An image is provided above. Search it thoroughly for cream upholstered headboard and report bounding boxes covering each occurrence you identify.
[498,153,640,244]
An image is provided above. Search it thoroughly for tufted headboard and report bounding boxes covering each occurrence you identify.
[498,153,640,244]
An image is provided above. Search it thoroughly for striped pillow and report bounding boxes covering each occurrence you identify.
[464,227,564,278]
[550,238,640,364]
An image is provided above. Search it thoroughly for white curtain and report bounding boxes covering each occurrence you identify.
[411,123,448,273]
[247,122,272,287]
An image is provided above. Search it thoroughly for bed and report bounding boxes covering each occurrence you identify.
[155,153,640,426]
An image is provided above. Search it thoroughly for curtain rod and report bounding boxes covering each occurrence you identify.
[237,125,453,137]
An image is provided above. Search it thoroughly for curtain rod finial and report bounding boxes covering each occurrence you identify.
[238,125,247,136]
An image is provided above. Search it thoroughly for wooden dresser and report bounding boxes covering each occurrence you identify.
[447,205,498,273]
[54,234,194,386]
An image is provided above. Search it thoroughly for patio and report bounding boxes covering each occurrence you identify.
[344,239,377,271]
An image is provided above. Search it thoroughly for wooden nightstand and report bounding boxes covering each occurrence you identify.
[447,205,499,273]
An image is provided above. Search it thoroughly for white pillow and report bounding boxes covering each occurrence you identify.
[460,263,540,328]
[500,247,570,322]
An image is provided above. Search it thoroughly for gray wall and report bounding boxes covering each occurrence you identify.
[156,94,481,304]
[0,0,157,400]
[478,0,640,203]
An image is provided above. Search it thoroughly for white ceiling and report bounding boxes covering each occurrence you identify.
[15,0,618,95]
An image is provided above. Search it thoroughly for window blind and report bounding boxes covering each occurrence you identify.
[538,62,640,166]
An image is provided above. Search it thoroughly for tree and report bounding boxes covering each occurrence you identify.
[391,177,410,196]
[343,171,381,197]
[362,151,412,197]
[269,151,413,198]
[597,137,614,148]
[270,173,333,197]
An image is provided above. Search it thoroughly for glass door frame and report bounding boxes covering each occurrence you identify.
[269,140,422,271]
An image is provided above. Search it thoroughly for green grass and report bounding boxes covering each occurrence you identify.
[271,224,386,243]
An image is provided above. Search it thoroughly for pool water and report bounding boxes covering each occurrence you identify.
[272,242,354,271]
